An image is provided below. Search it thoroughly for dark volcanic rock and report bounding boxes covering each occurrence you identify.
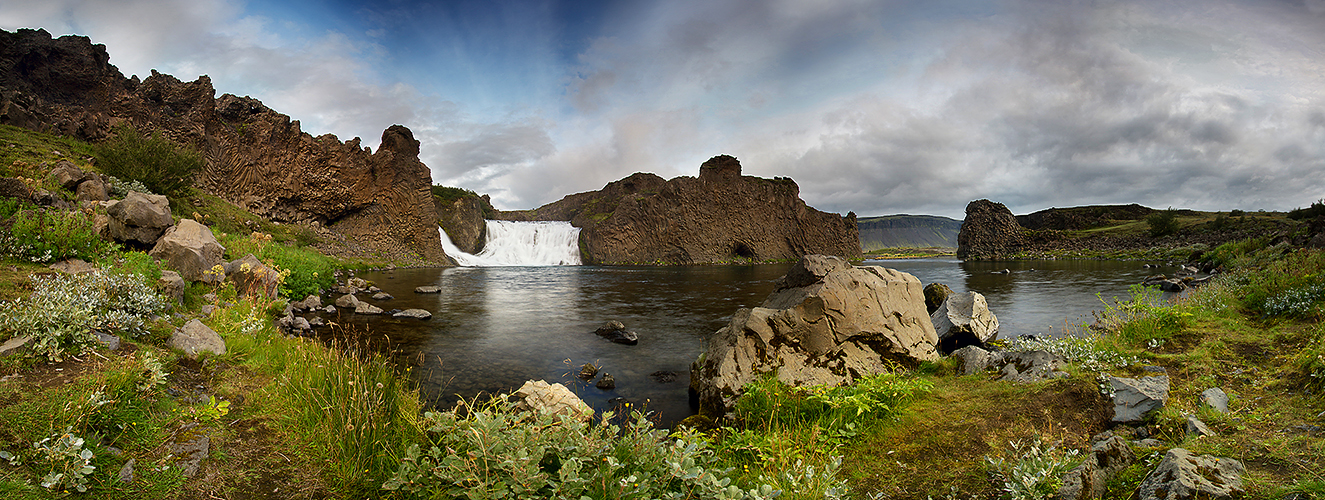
[435,193,491,254]
[957,199,1027,260]
[0,28,446,264]
[594,320,639,345]
[494,156,861,265]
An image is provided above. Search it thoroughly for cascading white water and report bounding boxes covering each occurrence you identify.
[439,220,582,266]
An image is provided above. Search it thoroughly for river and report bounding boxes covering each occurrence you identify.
[323,252,1177,428]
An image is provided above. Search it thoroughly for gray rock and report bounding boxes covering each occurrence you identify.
[372,292,394,300]
[511,380,592,422]
[949,345,1001,375]
[596,373,616,390]
[324,305,336,314]
[107,191,173,245]
[334,294,360,309]
[931,291,1000,354]
[1137,448,1244,500]
[308,317,325,327]
[1058,434,1136,500]
[1137,438,1165,448]
[157,270,186,305]
[199,305,216,317]
[415,285,442,294]
[171,434,210,478]
[50,160,93,190]
[691,255,940,415]
[168,319,226,359]
[76,178,107,202]
[367,286,381,293]
[94,332,121,351]
[998,350,1069,383]
[1186,415,1215,437]
[1108,375,1170,423]
[1200,388,1229,414]
[0,176,33,202]
[0,335,33,358]
[355,301,384,315]
[150,220,226,283]
[292,316,311,331]
[118,458,135,483]
[392,308,432,320]
[296,294,323,311]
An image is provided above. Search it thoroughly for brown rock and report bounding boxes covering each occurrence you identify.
[956,199,1026,260]
[495,156,860,265]
[0,28,445,264]
[435,191,489,255]
[224,254,280,297]
[923,282,953,315]
[0,177,33,201]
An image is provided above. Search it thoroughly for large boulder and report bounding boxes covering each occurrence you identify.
[931,291,999,354]
[1137,448,1245,500]
[50,160,94,190]
[690,254,939,415]
[168,319,225,359]
[107,191,173,245]
[511,380,593,422]
[149,219,225,282]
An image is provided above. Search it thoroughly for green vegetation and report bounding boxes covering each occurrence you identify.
[862,247,956,259]
[1145,208,1180,237]
[0,201,114,263]
[92,126,204,199]
[430,185,478,204]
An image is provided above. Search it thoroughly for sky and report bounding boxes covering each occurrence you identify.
[3,0,1324,219]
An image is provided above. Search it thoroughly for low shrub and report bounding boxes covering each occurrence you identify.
[385,403,777,499]
[93,125,203,199]
[1145,208,1179,237]
[984,436,1081,500]
[1004,335,1137,371]
[0,271,168,361]
[1092,285,1191,347]
[223,232,335,299]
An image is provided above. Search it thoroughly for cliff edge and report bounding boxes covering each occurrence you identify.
[496,155,861,265]
[0,28,446,264]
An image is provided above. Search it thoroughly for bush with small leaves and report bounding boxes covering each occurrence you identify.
[0,270,168,361]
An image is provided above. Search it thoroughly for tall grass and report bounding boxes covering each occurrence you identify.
[221,232,336,300]
[714,371,932,498]
[0,204,113,263]
[206,296,422,495]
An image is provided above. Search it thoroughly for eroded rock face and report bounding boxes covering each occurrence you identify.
[436,193,489,255]
[956,199,1026,260]
[149,219,225,282]
[496,156,861,265]
[690,255,939,415]
[0,28,445,264]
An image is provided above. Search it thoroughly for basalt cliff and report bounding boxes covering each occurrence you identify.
[489,155,861,265]
[0,28,446,264]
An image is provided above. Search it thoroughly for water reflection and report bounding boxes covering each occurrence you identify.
[327,259,1175,427]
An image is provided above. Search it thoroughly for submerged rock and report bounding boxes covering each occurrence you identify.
[594,320,639,345]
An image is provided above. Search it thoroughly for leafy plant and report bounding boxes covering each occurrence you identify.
[137,350,169,393]
[32,428,96,493]
[194,395,231,422]
[93,125,204,198]
[384,404,776,499]
[984,436,1081,500]
[0,271,168,361]
[1092,284,1191,347]
[1004,335,1137,371]
[0,206,112,263]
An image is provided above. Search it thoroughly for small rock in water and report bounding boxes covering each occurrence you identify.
[596,373,616,390]
[372,292,393,300]
[393,309,432,320]
[578,363,599,380]
[649,370,678,383]
[415,285,442,294]
[594,320,639,345]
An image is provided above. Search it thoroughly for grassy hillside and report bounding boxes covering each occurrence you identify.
[857,214,962,251]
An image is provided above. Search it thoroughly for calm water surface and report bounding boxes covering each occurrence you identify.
[329,259,1177,426]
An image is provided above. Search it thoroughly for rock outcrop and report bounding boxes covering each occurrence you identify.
[496,156,861,265]
[1137,448,1245,500]
[690,255,939,415]
[956,199,1026,260]
[435,192,490,254]
[0,28,445,264]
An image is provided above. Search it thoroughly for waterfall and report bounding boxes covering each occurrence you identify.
[439,220,583,266]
